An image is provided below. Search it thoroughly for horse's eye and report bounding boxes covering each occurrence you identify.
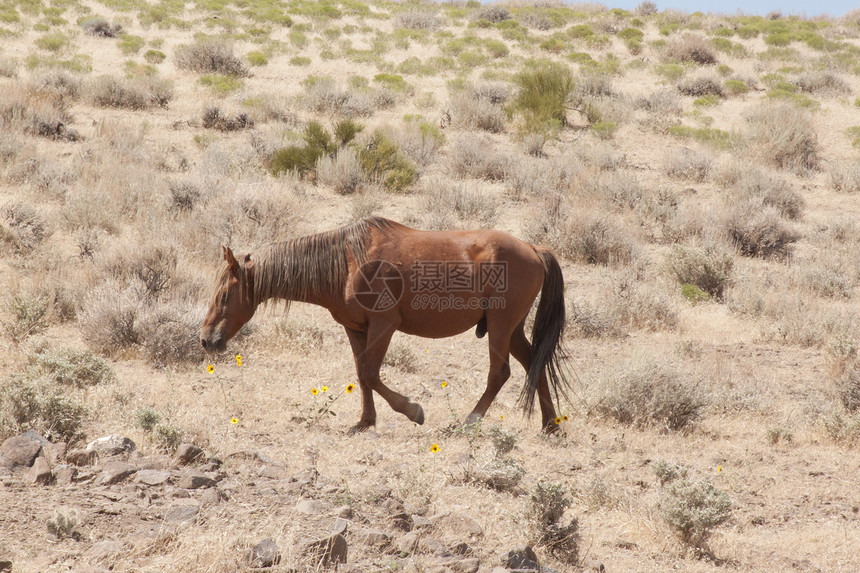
[220,292,229,306]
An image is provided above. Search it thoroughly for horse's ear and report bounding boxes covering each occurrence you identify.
[223,246,240,274]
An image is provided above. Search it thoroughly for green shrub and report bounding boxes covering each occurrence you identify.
[247,51,268,66]
[135,406,161,432]
[290,55,311,66]
[35,33,69,53]
[118,34,144,55]
[525,481,579,563]
[693,94,721,107]
[590,121,617,140]
[144,49,166,64]
[34,347,115,387]
[509,60,574,135]
[0,374,87,443]
[656,63,685,81]
[200,74,243,94]
[666,245,733,299]
[724,79,748,96]
[667,125,734,149]
[358,131,417,193]
[2,294,49,344]
[658,475,732,550]
[374,72,409,93]
[155,424,183,453]
[271,119,361,177]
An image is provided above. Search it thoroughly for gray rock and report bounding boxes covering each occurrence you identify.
[28,456,53,485]
[175,443,205,465]
[453,559,480,573]
[330,517,349,537]
[500,546,539,570]
[397,531,420,555]
[136,470,171,486]
[336,505,353,518]
[434,512,483,541]
[412,514,434,529]
[295,499,325,515]
[419,536,450,557]
[245,538,280,568]
[66,449,98,466]
[200,488,223,507]
[164,502,199,523]
[355,527,390,547]
[86,435,135,456]
[97,461,137,485]
[0,433,44,469]
[55,466,78,486]
[304,533,347,567]
[178,471,216,489]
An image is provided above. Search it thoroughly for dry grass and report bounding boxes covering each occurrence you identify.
[744,103,820,172]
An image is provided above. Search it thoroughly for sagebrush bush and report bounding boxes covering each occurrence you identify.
[448,90,506,133]
[420,178,498,229]
[567,299,624,338]
[509,61,575,135]
[388,119,444,167]
[270,120,358,177]
[202,106,254,131]
[835,364,860,413]
[0,373,87,443]
[590,355,704,431]
[665,33,717,65]
[88,74,173,109]
[2,293,50,344]
[33,347,115,387]
[525,481,579,563]
[1,202,50,253]
[98,243,180,298]
[666,244,734,299]
[474,5,510,23]
[658,473,732,551]
[0,84,77,140]
[447,134,508,181]
[303,76,390,117]
[664,148,712,181]
[745,103,820,172]
[175,39,248,76]
[393,9,442,30]
[828,161,860,193]
[723,202,799,259]
[795,71,851,96]
[678,75,724,98]
[735,168,804,220]
[79,279,144,356]
[316,147,363,195]
[81,16,122,37]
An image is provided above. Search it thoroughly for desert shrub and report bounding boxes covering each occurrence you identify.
[447,134,508,181]
[823,411,860,446]
[795,71,851,96]
[664,148,712,181]
[388,118,444,167]
[175,39,249,76]
[79,279,144,356]
[657,470,732,551]
[475,5,510,23]
[724,79,749,96]
[448,90,506,133]
[271,119,359,177]
[828,161,860,193]
[246,51,267,66]
[88,74,173,109]
[202,106,254,131]
[678,75,724,97]
[47,509,81,541]
[590,355,704,431]
[636,1,658,16]
[509,61,575,135]
[745,103,819,172]
[723,203,799,259]
[135,406,161,432]
[144,50,166,64]
[33,347,115,387]
[1,202,50,253]
[590,122,617,140]
[525,481,579,563]
[316,147,363,195]
[635,91,682,132]
[394,9,442,31]
[735,169,804,220]
[35,33,70,53]
[665,244,734,299]
[0,57,17,78]
[0,374,87,443]
[567,299,623,338]
[80,16,122,38]
[358,131,416,193]
[2,293,49,344]
[668,125,735,150]
[31,70,81,104]
[118,34,144,55]
[526,205,636,266]
[0,84,77,140]
[665,33,717,65]
[461,457,525,491]
[383,340,417,373]
[420,178,498,229]
[137,298,202,367]
[168,179,202,212]
[302,76,386,117]
[98,243,180,298]
[154,424,183,453]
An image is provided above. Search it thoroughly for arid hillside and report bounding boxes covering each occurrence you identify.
[1,1,860,571]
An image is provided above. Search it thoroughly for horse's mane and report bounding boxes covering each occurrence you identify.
[211,217,393,308]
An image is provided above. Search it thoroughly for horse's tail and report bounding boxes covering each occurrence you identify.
[521,247,570,416]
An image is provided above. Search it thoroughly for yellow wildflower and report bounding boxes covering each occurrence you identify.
[554,417,562,425]
[207,364,215,374]
[230,417,238,425]
[321,386,328,392]
[441,381,448,388]
[430,443,439,453]
[562,415,569,421]
[311,388,319,396]
[345,383,355,394]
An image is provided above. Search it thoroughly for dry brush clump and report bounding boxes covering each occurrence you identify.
[665,243,734,299]
[419,177,498,230]
[87,74,173,110]
[448,88,506,133]
[175,39,249,76]
[446,134,509,181]
[722,202,799,259]
[664,33,718,65]
[393,9,443,31]
[828,161,860,193]
[589,355,705,431]
[524,481,579,564]
[664,147,713,182]
[744,103,820,172]
[0,84,78,141]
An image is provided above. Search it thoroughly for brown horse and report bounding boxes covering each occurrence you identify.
[201,217,569,433]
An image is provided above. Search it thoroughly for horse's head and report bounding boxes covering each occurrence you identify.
[201,246,256,354]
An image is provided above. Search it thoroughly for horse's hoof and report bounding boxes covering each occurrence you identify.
[348,421,374,435]
[464,412,483,427]
[542,421,560,435]
[409,404,424,425]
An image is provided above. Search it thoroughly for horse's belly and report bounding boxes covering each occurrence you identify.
[398,307,483,339]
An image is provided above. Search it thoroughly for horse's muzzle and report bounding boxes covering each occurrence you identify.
[200,336,226,354]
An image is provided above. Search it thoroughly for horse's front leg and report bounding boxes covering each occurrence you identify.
[344,323,423,434]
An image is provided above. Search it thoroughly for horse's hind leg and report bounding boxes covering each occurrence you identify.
[465,323,513,426]
[344,325,424,434]
[510,324,558,433]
